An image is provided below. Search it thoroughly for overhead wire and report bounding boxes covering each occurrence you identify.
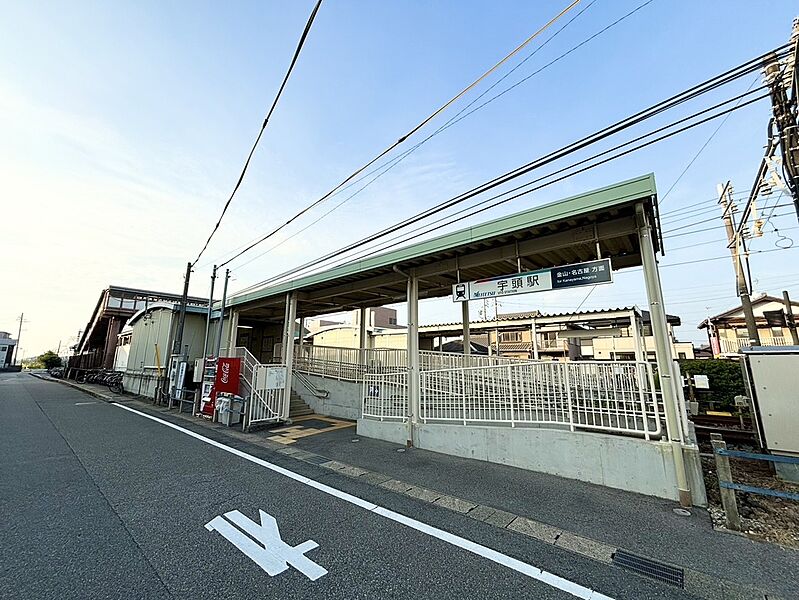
[658,74,761,206]
[234,86,772,295]
[230,44,792,296]
[191,0,324,267]
[216,0,585,268]
[206,0,605,270]
[231,47,786,278]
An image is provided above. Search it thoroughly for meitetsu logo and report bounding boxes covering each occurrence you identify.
[220,362,230,384]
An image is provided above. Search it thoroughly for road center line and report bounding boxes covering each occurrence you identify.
[113,402,614,600]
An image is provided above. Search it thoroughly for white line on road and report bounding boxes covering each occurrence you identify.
[113,403,614,600]
[75,401,98,406]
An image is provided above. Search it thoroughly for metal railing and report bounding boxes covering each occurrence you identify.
[418,360,661,439]
[294,344,527,381]
[232,346,285,425]
[363,369,408,421]
[719,336,788,353]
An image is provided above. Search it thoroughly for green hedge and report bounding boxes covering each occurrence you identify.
[678,358,746,408]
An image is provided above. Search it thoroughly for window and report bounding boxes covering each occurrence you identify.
[736,328,748,339]
[0,346,6,351]
[389,318,397,325]
[500,331,522,342]
[678,352,686,359]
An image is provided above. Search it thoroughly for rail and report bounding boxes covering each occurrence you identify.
[363,369,408,421]
[294,344,529,382]
[719,336,789,353]
[232,346,285,425]
[416,360,661,439]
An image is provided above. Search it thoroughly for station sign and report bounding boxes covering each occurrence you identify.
[452,258,612,302]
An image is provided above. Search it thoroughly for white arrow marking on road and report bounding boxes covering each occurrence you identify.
[205,509,327,581]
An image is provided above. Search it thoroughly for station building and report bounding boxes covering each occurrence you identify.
[205,175,705,507]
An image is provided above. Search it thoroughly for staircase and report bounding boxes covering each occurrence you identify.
[289,390,314,418]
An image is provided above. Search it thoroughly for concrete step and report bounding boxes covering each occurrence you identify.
[290,407,314,417]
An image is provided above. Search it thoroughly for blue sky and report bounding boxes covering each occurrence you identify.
[2,0,798,356]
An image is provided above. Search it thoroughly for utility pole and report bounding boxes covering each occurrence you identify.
[13,312,23,365]
[763,19,799,220]
[202,265,218,363]
[172,262,192,357]
[718,182,761,346]
[783,290,799,345]
[214,269,230,360]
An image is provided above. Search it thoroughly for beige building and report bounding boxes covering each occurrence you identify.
[420,308,693,362]
[307,305,694,361]
[305,307,407,349]
[699,294,799,355]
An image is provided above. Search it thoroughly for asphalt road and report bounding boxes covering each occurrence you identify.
[1,373,703,599]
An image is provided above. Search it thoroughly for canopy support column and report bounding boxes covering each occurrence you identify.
[636,203,691,507]
[282,292,298,421]
[407,272,419,447]
[462,301,471,356]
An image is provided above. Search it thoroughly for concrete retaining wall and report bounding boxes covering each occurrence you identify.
[358,419,707,506]
[294,374,362,421]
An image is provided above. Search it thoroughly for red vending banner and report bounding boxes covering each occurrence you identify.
[215,357,241,396]
[202,357,242,416]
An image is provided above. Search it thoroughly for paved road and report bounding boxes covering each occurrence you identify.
[1,373,703,599]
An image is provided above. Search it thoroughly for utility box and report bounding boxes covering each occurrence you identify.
[741,347,799,481]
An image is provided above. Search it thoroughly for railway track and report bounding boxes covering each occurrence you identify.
[689,413,757,444]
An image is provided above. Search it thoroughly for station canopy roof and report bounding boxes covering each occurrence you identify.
[229,174,661,322]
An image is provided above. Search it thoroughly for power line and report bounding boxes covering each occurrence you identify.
[217,0,584,268]
[230,40,789,276]
[203,0,605,270]
[223,0,666,272]
[191,0,324,267]
[231,44,791,296]
[663,213,796,239]
[235,87,775,298]
[658,74,761,205]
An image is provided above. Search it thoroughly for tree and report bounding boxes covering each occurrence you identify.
[39,351,62,369]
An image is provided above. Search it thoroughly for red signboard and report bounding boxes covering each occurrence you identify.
[215,357,241,396]
[201,357,241,416]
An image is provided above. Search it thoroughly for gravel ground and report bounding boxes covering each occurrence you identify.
[701,452,799,548]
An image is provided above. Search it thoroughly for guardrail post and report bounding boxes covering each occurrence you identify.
[710,433,742,532]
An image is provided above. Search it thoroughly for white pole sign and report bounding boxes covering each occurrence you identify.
[205,509,327,581]
[452,259,612,302]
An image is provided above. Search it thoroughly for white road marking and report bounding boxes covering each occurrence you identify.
[114,403,614,600]
[75,401,98,406]
[205,509,327,581]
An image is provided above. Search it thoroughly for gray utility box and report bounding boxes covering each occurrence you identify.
[741,347,799,482]
[216,394,244,427]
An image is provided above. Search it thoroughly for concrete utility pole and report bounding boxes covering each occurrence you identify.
[202,265,218,364]
[783,290,799,345]
[13,313,24,365]
[718,182,761,346]
[173,262,192,357]
[214,269,230,360]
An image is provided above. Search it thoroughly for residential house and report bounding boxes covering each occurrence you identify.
[698,294,799,355]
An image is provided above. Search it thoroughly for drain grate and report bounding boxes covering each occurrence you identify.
[612,549,684,588]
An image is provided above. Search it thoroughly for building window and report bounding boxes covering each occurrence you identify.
[501,331,521,342]
[0,346,5,351]
[736,328,748,339]
[389,318,397,325]
[678,352,686,359]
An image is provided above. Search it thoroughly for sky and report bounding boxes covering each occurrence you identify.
[2,0,798,358]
